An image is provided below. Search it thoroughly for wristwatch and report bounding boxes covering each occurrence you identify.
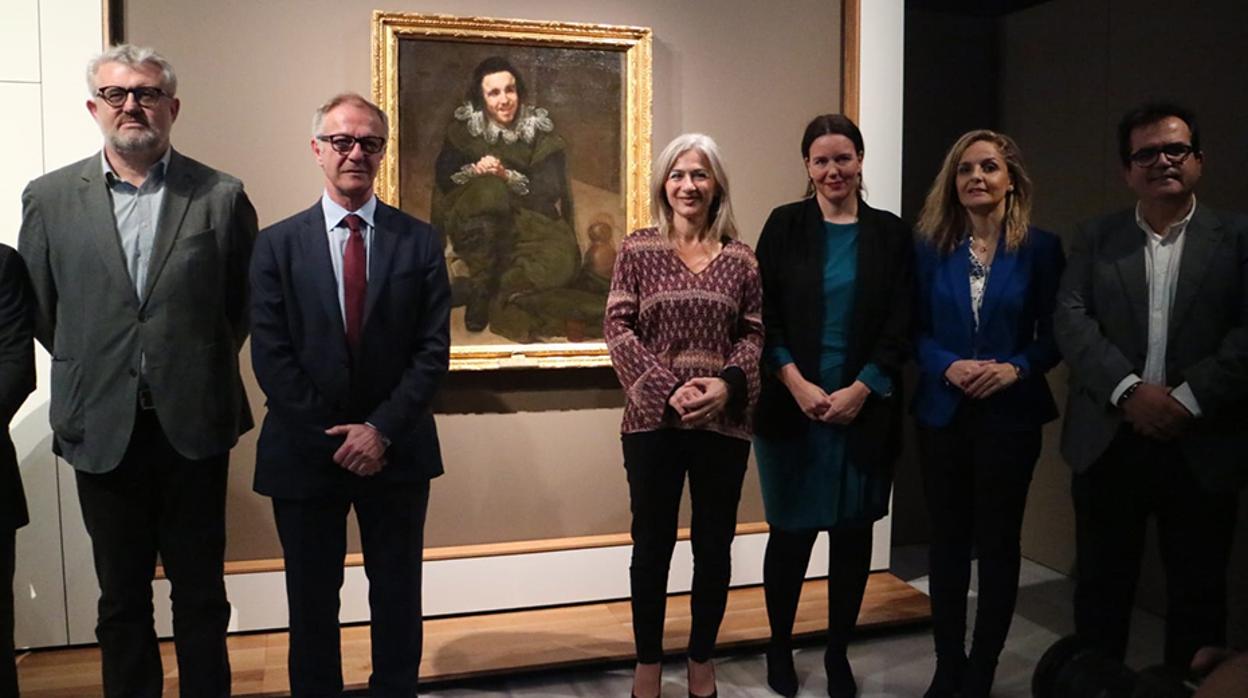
[1118,380,1143,406]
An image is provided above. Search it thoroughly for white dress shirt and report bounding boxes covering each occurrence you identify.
[1109,197,1202,416]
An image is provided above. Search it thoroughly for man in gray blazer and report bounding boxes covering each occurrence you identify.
[1054,102,1248,670]
[17,45,256,697]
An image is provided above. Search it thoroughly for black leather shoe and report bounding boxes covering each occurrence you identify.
[766,647,799,696]
[825,651,857,698]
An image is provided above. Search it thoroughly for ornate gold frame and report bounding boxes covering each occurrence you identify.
[371,12,653,370]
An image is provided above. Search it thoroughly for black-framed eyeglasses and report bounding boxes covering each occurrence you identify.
[1128,142,1195,167]
[317,134,386,155]
[95,86,169,108]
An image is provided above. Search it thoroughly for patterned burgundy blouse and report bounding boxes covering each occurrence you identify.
[605,228,764,440]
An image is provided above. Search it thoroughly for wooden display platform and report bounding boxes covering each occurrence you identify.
[16,572,930,697]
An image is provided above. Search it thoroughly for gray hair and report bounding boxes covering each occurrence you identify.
[651,133,738,240]
[86,44,177,96]
[311,93,390,138]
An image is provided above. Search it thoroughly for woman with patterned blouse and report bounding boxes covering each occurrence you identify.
[605,133,763,698]
[913,130,1064,698]
[754,115,913,698]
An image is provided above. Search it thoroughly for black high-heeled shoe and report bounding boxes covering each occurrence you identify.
[766,646,799,696]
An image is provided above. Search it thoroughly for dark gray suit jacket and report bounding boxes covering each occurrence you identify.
[1054,204,1248,492]
[18,150,258,474]
[0,245,35,530]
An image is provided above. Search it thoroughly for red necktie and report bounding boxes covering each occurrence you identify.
[342,214,366,350]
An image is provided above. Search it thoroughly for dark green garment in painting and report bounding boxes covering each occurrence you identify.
[754,222,893,530]
[431,104,606,342]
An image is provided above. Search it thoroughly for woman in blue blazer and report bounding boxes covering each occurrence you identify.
[913,130,1064,698]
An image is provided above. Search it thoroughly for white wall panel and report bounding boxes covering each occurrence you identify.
[0,0,41,82]
[11,406,66,648]
[859,0,905,215]
[7,0,102,649]
[143,530,889,636]
[38,0,102,172]
[0,84,44,246]
[58,466,97,645]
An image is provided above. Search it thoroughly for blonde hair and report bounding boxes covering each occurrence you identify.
[916,129,1033,254]
[650,133,738,241]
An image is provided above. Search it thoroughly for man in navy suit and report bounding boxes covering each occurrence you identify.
[249,93,450,697]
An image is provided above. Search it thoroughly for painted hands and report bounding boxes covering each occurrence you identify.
[472,155,509,179]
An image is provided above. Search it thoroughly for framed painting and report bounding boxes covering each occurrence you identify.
[372,12,652,370]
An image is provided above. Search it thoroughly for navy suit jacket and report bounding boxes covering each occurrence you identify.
[913,226,1065,429]
[250,200,451,499]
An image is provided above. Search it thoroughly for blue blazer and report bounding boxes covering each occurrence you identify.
[913,226,1065,429]
[250,200,451,499]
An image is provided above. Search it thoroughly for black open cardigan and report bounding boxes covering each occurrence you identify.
[753,196,914,473]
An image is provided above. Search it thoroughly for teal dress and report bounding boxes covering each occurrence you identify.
[754,222,893,530]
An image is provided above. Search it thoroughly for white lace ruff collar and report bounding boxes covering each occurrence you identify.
[453,102,554,145]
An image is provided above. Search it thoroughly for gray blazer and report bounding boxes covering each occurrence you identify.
[1054,204,1248,492]
[18,150,258,474]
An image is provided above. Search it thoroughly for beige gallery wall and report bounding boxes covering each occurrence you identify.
[125,0,845,560]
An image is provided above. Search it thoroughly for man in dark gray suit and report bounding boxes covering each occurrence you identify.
[17,45,256,697]
[1054,102,1248,670]
[0,244,35,698]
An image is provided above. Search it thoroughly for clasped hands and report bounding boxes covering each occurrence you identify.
[1120,382,1192,441]
[326,423,387,477]
[668,376,731,427]
[789,377,869,425]
[944,359,1019,399]
[472,155,510,179]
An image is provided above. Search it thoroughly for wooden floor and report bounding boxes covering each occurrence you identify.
[16,572,930,697]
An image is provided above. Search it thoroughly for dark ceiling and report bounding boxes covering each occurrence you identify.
[906,0,1055,17]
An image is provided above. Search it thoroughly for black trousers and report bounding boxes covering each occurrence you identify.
[763,524,873,657]
[1073,427,1238,669]
[917,410,1041,668]
[74,409,231,698]
[2,527,16,698]
[623,429,749,664]
[273,479,430,698]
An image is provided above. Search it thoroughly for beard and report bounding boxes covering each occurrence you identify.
[108,124,163,154]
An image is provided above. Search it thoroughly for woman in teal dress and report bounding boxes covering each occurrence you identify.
[753,114,913,697]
